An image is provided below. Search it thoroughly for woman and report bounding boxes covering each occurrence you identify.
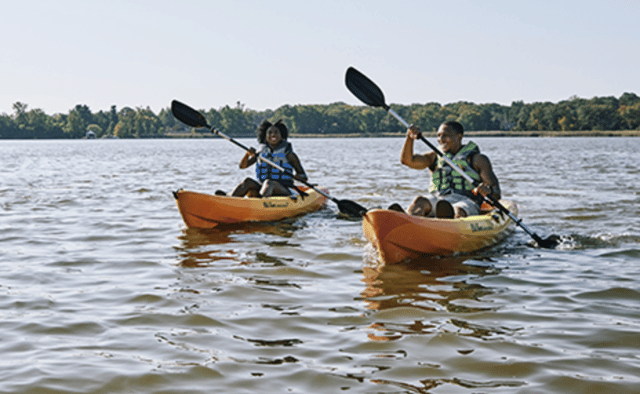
[230,119,307,197]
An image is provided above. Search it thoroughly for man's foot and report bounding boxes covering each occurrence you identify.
[215,190,227,196]
[435,200,454,218]
[387,203,405,213]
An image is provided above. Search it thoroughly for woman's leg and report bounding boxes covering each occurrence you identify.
[231,178,261,197]
[260,180,292,197]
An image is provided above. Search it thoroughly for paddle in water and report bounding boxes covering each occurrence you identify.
[344,67,561,248]
[171,100,369,218]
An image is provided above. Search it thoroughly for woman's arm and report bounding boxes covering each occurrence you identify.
[239,148,258,169]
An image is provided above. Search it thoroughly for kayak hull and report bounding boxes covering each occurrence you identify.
[174,187,327,229]
[363,200,518,264]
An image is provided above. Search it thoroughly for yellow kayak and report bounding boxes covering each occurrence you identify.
[363,200,518,264]
[173,186,327,229]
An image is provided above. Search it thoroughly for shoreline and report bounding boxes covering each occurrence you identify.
[289,130,640,138]
[154,129,640,139]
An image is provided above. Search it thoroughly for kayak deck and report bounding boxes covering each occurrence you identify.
[363,200,518,264]
[174,186,328,229]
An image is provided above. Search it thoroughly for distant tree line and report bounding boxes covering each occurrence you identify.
[2,93,639,139]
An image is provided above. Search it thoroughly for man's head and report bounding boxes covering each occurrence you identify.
[437,121,464,154]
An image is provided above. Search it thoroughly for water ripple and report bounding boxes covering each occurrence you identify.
[2,138,640,393]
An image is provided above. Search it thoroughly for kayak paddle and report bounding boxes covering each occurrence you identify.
[171,100,369,218]
[344,67,561,248]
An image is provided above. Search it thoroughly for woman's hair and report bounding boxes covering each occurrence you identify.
[257,119,288,143]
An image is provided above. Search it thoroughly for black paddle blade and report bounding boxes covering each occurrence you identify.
[337,199,368,217]
[345,67,389,110]
[171,100,210,129]
[534,234,562,249]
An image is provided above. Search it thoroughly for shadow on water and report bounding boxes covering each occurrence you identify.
[175,219,304,267]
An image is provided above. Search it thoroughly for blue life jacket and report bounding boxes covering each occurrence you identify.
[255,141,295,187]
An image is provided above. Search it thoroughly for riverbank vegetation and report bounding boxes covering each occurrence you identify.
[2,92,639,139]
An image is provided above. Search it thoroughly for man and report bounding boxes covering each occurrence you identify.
[396,120,501,218]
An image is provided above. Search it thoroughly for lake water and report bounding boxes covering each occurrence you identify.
[1,137,639,393]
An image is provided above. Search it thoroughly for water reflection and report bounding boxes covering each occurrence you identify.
[361,256,498,311]
[175,220,304,267]
[361,256,501,341]
[371,377,526,392]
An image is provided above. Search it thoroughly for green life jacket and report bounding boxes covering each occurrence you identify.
[429,141,483,204]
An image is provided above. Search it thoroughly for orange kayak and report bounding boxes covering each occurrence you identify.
[173,186,328,229]
[363,200,518,264]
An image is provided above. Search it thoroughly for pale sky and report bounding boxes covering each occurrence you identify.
[2,0,639,115]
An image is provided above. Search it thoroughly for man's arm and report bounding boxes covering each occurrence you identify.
[473,153,501,200]
[400,126,437,170]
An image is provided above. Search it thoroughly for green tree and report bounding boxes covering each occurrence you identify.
[92,109,115,135]
[200,108,223,134]
[407,103,441,132]
[458,105,492,131]
[133,107,162,137]
[114,107,136,138]
[619,92,640,107]
[577,97,622,131]
[271,104,297,133]
[63,110,85,138]
[618,92,640,130]
[4,93,640,139]
[26,108,54,138]
[323,103,360,134]
[619,102,640,130]
[555,101,577,131]
[485,103,513,131]
[290,105,326,134]
[0,113,17,138]
[12,102,28,119]
[158,107,178,131]
[511,102,532,131]
[220,102,253,136]
[73,104,94,126]
[355,106,386,134]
